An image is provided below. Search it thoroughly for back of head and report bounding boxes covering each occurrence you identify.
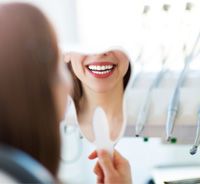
[0,3,60,175]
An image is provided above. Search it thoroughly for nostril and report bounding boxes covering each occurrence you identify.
[103,51,111,56]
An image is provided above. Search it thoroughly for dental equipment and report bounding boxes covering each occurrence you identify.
[131,5,150,89]
[131,49,143,88]
[60,96,83,163]
[190,107,200,155]
[135,56,168,136]
[166,32,200,142]
[135,2,173,136]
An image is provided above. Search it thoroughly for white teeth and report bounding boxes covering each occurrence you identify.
[106,65,113,70]
[88,65,113,71]
[88,65,95,70]
[97,66,101,71]
[92,70,111,74]
[102,66,106,70]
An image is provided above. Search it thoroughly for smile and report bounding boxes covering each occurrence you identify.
[86,62,116,78]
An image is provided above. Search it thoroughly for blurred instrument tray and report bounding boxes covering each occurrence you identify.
[124,71,200,144]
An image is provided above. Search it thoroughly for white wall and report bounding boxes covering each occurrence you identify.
[0,0,79,47]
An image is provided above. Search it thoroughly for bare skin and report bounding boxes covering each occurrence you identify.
[78,79,124,142]
[89,149,132,184]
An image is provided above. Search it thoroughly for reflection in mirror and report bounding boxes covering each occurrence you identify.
[65,49,131,144]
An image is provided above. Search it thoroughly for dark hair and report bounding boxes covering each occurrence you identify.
[67,61,131,112]
[0,3,60,176]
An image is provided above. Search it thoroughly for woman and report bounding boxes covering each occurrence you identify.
[65,51,131,141]
[0,3,132,184]
[0,2,66,175]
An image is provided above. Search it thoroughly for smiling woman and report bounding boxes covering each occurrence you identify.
[65,50,131,142]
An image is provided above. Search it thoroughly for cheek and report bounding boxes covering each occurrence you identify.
[71,60,85,78]
[62,81,68,99]
[114,52,130,76]
[59,79,68,106]
[119,60,130,77]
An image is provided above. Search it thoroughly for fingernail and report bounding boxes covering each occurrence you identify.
[98,150,106,158]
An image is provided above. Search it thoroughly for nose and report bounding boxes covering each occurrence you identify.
[93,51,111,57]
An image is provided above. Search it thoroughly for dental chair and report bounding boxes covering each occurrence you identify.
[0,144,55,184]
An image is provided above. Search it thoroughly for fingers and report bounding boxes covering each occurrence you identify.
[113,150,126,164]
[89,150,104,183]
[98,150,115,176]
[97,176,103,184]
[89,150,129,168]
[113,150,130,170]
[88,150,97,160]
[94,162,104,183]
[90,149,132,184]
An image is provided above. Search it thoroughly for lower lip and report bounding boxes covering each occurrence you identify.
[87,68,115,78]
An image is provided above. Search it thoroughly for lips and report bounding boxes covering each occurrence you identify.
[86,62,116,78]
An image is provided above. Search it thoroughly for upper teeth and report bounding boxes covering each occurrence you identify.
[88,65,113,71]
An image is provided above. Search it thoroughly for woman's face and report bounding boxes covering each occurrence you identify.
[69,50,129,93]
[54,52,69,121]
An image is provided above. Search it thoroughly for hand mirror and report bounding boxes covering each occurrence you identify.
[64,48,132,154]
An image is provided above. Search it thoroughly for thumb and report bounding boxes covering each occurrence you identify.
[113,150,129,170]
[98,150,115,176]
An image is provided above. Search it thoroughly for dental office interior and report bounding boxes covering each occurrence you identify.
[1,0,200,183]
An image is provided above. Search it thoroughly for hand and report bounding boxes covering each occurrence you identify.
[89,150,132,184]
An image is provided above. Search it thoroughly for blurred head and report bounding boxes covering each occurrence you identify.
[0,3,68,175]
[65,50,131,111]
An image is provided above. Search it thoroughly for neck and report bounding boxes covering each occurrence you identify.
[79,82,124,122]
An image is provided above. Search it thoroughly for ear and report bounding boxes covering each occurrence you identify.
[64,53,71,63]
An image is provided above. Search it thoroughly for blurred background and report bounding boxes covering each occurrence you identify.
[1,0,200,183]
